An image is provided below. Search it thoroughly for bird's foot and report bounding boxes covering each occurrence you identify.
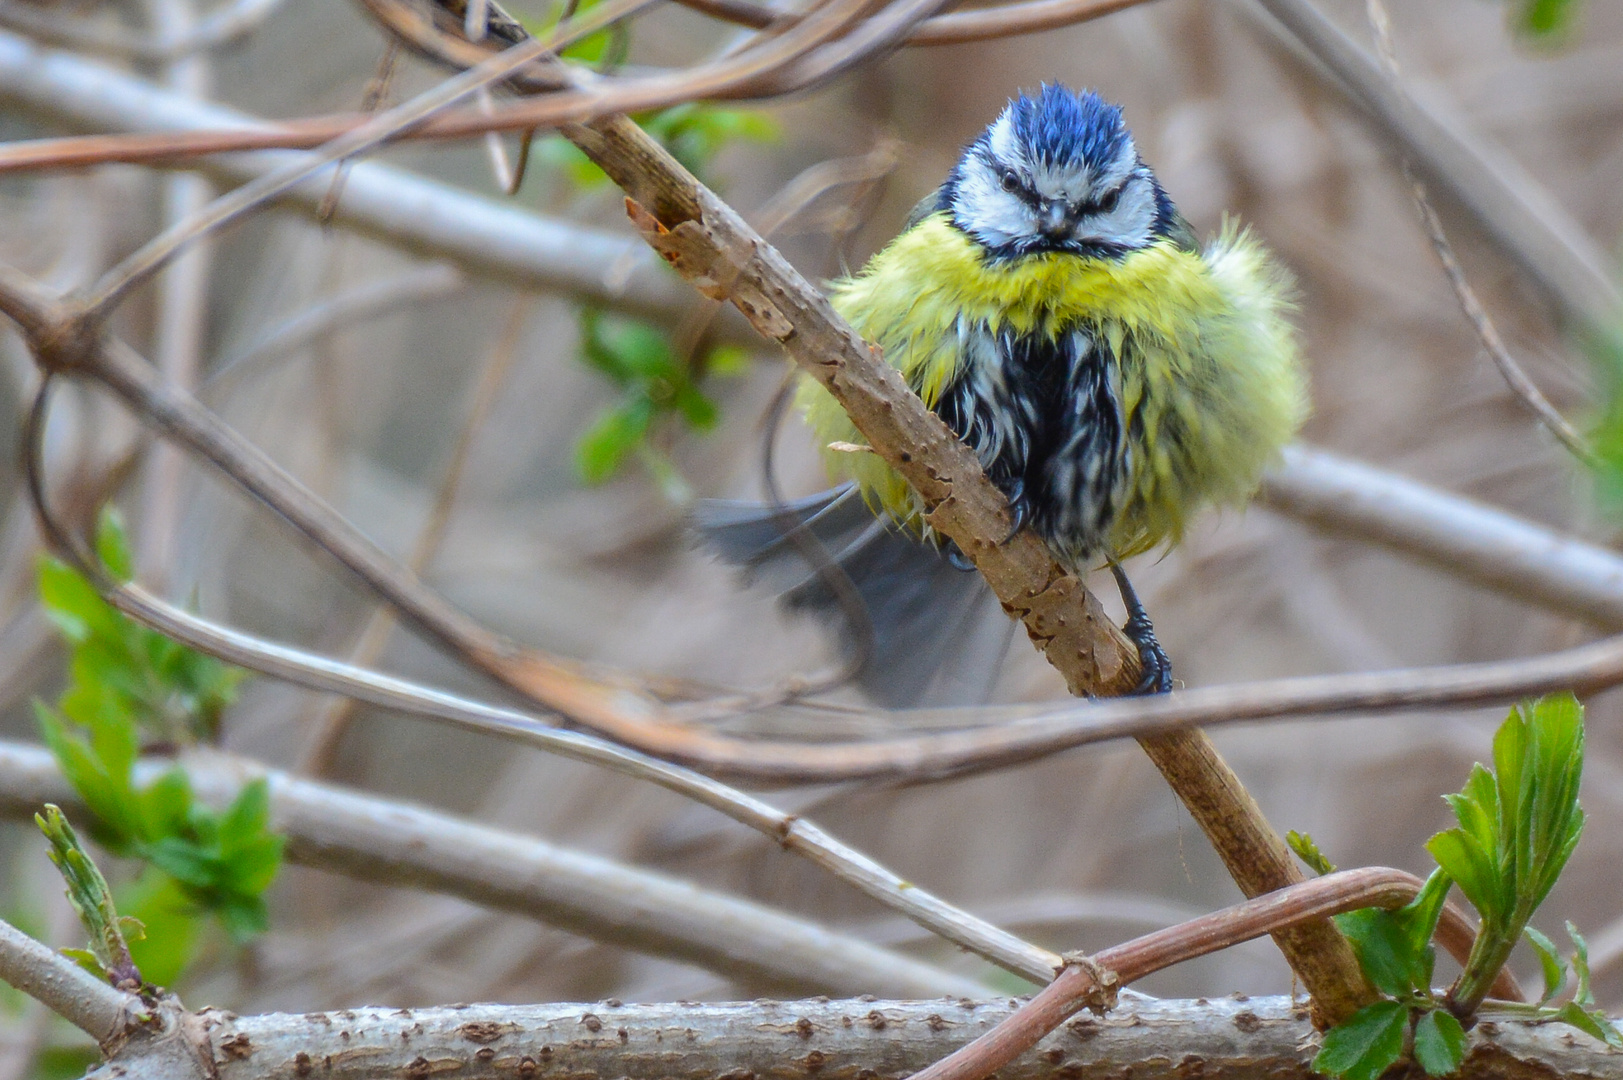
[944,538,977,572]
[1108,560,1172,695]
[999,480,1031,543]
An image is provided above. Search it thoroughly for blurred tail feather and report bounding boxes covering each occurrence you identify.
[696,483,1013,706]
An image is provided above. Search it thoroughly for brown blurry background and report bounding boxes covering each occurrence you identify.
[1,0,1621,1027]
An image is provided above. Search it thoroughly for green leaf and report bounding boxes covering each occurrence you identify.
[222,834,285,896]
[1426,828,1497,923]
[1551,1001,1623,1049]
[215,895,269,943]
[143,837,222,890]
[1567,921,1594,1006]
[217,779,271,852]
[94,507,135,582]
[140,768,195,840]
[1393,868,1452,962]
[37,556,116,644]
[1335,908,1425,997]
[1286,830,1337,876]
[705,344,752,377]
[671,384,718,430]
[116,870,199,991]
[1312,1000,1408,1080]
[1412,1009,1466,1076]
[58,947,107,980]
[1523,926,1568,1005]
[574,398,654,484]
[1512,0,1579,39]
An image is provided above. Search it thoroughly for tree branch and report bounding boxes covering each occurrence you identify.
[0,740,987,999]
[0,916,144,1047]
[1240,0,1620,335]
[1260,446,1623,627]
[104,994,1618,1080]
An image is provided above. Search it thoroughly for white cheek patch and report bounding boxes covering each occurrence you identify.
[1075,172,1157,249]
[955,156,1037,248]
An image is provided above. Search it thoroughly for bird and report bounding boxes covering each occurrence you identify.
[699,84,1306,706]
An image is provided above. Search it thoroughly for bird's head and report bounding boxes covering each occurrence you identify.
[941,85,1174,260]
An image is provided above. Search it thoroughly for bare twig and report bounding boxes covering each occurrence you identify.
[75,0,653,319]
[0,740,988,998]
[202,264,467,395]
[908,868,1523,1080]
[19,360,1063,988]
[670,0,1160,45]
[1260,446,1623,627]
[0,0,285,62]
[0,31,699,325]
[1241,0,1621,335]
[138,0,216,587]
[300,297,531,775]
[1359,0,1593,466]
[0,917,143,1046]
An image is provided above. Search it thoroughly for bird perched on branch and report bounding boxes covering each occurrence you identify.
[701,85,1306,705]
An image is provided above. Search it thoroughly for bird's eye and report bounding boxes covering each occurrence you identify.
[1000,170,1019,193]
[1096,186,1122,213]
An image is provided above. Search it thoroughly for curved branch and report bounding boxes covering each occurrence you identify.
[0,917,144,1046]
[909,868,1524,1080]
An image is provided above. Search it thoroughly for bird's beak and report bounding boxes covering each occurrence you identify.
[1039,200,1070,239]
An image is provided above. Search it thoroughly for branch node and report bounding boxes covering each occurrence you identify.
[1058,953,1119,1016]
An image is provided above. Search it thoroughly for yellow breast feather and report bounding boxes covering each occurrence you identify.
[799,213,1307,558]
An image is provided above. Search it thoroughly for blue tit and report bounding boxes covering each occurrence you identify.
[700,84,1306,705]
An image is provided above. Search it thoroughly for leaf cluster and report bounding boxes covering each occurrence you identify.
[573,306,749,488]
[38,512,242,746]
[34,513,283,962]
[1315,870,1464,1080]
[1427,694,1586,1014]
[1305,694,1615,1080]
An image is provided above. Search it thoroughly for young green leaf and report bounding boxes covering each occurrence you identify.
[1439,694,1588,1018]
[94,507,136,582]
[574,398,655,484]
[35,805,141,988]
[1523,926,1568,1005]
[1335,909,1424,998]
[1551,1001,1623,1049]
[1412,1009,1466,1076]
[1286,830,1338,876]
[1312,1000,1408,1080]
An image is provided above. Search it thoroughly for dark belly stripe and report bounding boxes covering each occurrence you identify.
[933,321,1127,568]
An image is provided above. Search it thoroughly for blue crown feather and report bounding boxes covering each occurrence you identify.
[1008,85,1129,171]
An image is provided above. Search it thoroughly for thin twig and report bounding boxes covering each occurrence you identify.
[1362,0,1594,466]
[0,0,285,62]
[138,0,216,588]
[1242,0,1620,335]
[20,369,1063,990]
[300,297,532,775]
[76,0,654,319]
[0,740,988,998]
[907,868,1523,1080]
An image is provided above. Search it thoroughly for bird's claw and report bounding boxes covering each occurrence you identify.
[999,482,1029,543]
[1123,613,1173,695]
[1109,560,1173,696]
[944,540,977,572]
